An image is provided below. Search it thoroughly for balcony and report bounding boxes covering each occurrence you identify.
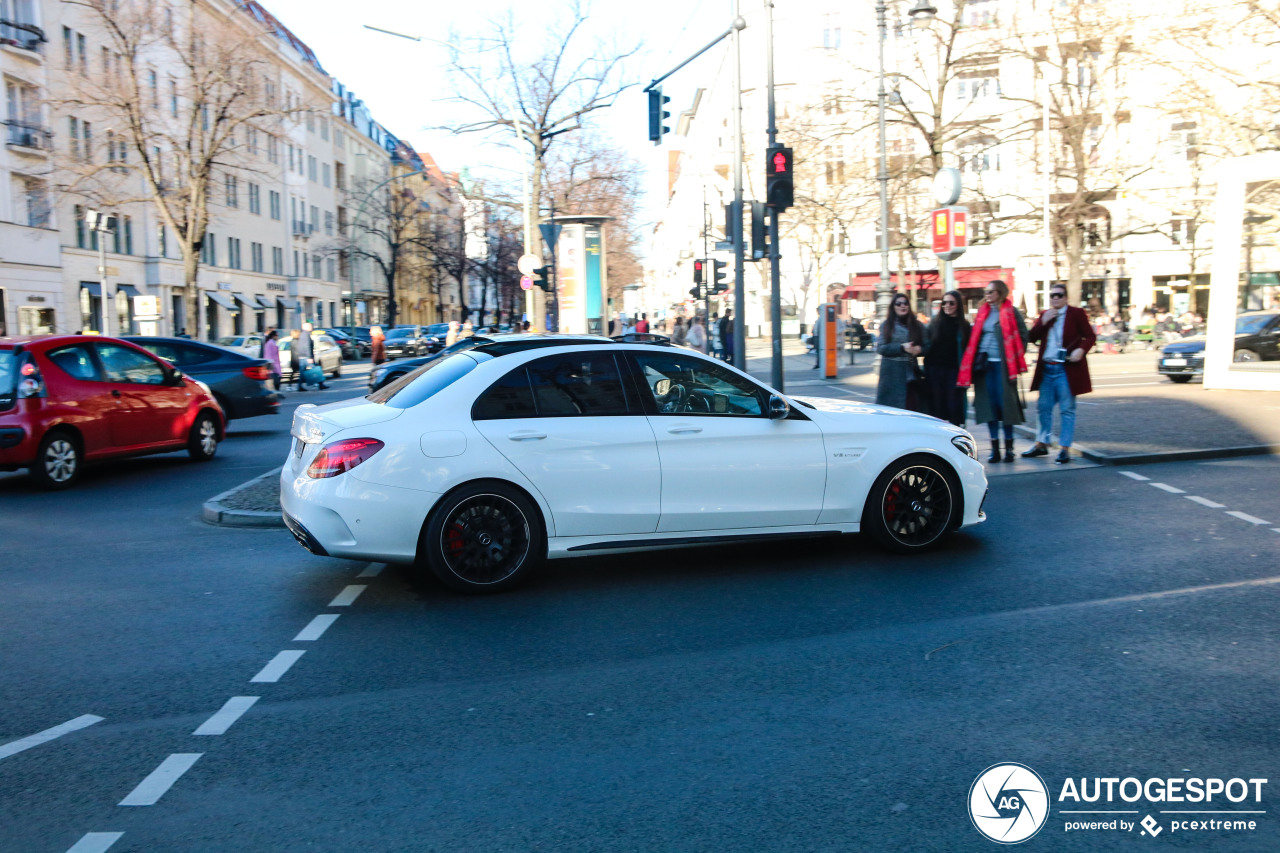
[0,19,45,54]
[291,221,315,239]
[4,120,52,153]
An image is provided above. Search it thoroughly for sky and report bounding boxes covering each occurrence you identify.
[257,0,732,222]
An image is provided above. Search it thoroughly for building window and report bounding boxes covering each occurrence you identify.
[201,232,217,266]
[310,205,318,232]
[228,237,242,269]
[77,33,87,74]
[246,127,258,155]
[170,79,178,117]
[1170,120,1199,161]
[312,254,321,280]
[113,216,133,255]
[308,155,317,182]
[822,13,841,50]
[158,224,168,258]
[248,183,261,215]
[322,162,331,187]
[24,180,51,228]
[267,134,279,164]
[269,190,281,220]
[251,242,264,272]
[958,136,1000,173]
[63,26,72,69]
[965,0,998,27]
[272,246,284,275]
[326,257,336,282]
[324,210,334,235]
[225,174,238,207]
[334,162,345,191]
[320,118,329,141]
[957,71,1001,105]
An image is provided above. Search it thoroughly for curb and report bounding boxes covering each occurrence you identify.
[1011,425,1280,466]
[202,466,286,528]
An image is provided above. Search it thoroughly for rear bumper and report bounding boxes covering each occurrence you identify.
[0,418,37,467]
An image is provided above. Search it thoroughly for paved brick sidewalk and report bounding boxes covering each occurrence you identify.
[741,336,1280,464]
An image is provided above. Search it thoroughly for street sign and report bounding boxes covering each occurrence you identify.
[932,206,968,260]
[96,266,119,276]
[518,254,540,276]
[134,295,161,316]
[520,275,533,291]
[538,223,562,249]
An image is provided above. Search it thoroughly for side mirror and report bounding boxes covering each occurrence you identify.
[767,394,790,420]
[165,367,185,386]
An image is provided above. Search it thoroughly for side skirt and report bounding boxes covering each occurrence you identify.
[549,526,858,560]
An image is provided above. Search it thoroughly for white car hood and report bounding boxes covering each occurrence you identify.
[290,398,403,444]
[791,395,939,421]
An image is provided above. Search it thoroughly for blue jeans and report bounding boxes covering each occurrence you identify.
[1037,363,1076,447]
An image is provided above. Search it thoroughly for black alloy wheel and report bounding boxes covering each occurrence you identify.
[863,454,957,552]
[422,483,543,592]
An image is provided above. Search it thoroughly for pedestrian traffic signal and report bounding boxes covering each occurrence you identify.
[532,265,554,292]
[693,259,705,284]
[749,201,767,260]
[647,87,671,144]
[712,259,728,294]
[689,285,703,300]
[766,145,794,211]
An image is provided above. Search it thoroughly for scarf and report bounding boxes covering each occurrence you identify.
[957,300,1026,386]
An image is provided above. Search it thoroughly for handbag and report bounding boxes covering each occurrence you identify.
[973,351,990,373]
[905,361,933,414]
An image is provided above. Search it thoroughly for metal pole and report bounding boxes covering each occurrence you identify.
[1042,74,1053,312]
[98,229,110,337]
[766,0,783,391]
[875,0,893,320]
[731,1,746,369]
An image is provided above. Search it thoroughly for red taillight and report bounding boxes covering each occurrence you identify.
[306,438,384,479]
[242,364,271,381]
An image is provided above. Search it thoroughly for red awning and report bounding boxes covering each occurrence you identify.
[842,267,1013,297]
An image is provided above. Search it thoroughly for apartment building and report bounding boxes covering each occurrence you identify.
[0,0,59,336]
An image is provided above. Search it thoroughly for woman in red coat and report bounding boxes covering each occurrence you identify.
[1021,286,1097,463]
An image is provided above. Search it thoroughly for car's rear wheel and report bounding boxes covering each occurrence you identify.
[30,430,82,490]
[187,412,219,461]
[1168,375,1193,383]
[421,482,544,593]
[330,358,342,378]
[1234,349,1260,363]
[862,454,958,553]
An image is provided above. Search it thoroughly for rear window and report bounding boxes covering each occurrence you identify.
[367,352,478,409]
[137,342,223,366]
[0,350,15,402]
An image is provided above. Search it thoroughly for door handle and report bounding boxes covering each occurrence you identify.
[666,425,702,434]
[507,431,546,441]
[111,389,122,398]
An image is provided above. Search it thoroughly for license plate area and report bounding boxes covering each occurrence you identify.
[1163,358,1187,367]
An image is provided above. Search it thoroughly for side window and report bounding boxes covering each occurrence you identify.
[471,367,537,420]
[45,345,99,381]
[525,353,629,416]
[96,343,167,385]
[166,344,220,366]
[633,352,765,416]
[138,342,181,364]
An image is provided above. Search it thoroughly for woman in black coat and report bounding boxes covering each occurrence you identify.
[923,290,971,427]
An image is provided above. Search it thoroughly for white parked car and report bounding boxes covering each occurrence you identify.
[281,336,987,592]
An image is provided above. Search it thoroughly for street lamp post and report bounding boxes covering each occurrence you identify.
[876,1,935,320]
[85,209,117,336]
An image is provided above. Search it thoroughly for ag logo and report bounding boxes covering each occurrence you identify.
[969,763,1050,844]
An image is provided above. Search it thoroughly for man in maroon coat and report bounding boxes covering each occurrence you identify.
[1021,286,1097,463]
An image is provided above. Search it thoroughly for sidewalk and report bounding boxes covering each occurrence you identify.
[741,336,1280,465]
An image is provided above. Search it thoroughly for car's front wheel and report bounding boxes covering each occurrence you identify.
[862,454,959,553]
[30,430,82,490]
[421,482,544,593]
[187,412,219,461]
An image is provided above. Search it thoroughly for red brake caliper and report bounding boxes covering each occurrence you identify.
[444,523,466,557]
[885,481,902,521]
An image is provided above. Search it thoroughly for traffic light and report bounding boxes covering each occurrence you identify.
[532,265,554,292]
[766,145,794,211]
[712,259,728,294]
[647,87,671,144]
[689,285,703,300]
[693,259,704,284]
[749,201,767,260]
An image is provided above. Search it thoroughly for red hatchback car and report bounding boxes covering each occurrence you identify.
[0,335,225,489]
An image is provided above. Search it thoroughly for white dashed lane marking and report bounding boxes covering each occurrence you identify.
[1225,511,1271,526]
[118,754,203,806]
[1149,483,1186,494]
[65,832,123,853]
[328,585,366,607]
[193,697,259,736]
[356,563,383,578]
[250,650,306,683]
[294,614,340,641]
[1119,471,1150,481]
[0,714,104,761]
[1185,496,1227,508]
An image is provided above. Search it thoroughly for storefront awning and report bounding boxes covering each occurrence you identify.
[80,282,101,297]
[277,296,300,310]
[205,291,236,310]
[255,295,277,309]
[843,267,1013,297]
[232,293,259,309]
[117,284,141,298]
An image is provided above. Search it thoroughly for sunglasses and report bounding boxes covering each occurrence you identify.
[1050,292,1067,299]
[942,300,958,306]
[893,301,909,307]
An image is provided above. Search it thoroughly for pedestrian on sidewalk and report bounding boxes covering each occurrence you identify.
[370,325,387,366]
[709,312,724,359]
[687,316,708,353]
[924,290,970,426]
[636,313,650,334]
[720,309,735,363]
[671,316,688,347]
[1022,284,1096,463]
[263,329,284,397]
[875,294,924,406]
[958,280,1028,462]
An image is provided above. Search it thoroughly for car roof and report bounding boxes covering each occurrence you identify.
[1,334,138,351]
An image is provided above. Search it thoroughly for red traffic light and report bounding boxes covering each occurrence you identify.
[772,151,789,173]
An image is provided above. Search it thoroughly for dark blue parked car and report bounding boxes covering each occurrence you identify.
[126,336,280,420]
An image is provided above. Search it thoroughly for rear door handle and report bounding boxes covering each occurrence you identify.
[667,425,702,435]
[111,389,122,398]
[507,431,546,441]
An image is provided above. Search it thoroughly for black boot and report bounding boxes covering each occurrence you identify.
[1003,439,1015,462]
[988,440,1001,463]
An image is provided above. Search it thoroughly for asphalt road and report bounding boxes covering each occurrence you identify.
[2,363,1278,852]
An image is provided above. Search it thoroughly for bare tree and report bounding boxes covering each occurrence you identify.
[55,0,302,338]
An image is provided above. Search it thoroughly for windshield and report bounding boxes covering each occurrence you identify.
[386,329,413,338]
[1236,314,1277,335]
[216,336,243,346]
[367,353,478,409]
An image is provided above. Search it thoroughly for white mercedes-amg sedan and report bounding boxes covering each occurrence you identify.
[281,335,987,592]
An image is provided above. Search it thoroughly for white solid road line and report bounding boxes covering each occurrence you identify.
[193,696,260,736]
[356,563,384,578]
[1149,483,1186,494]
[294,614,340,641]
[328,585,366,607]
[1185,496,1227,508]
[0,714,104,761]
[250,650,306,683]
[65,832,124,853]
[1226,511,1272,526]
[118,753,203,806]
[1118,471,1150,481]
